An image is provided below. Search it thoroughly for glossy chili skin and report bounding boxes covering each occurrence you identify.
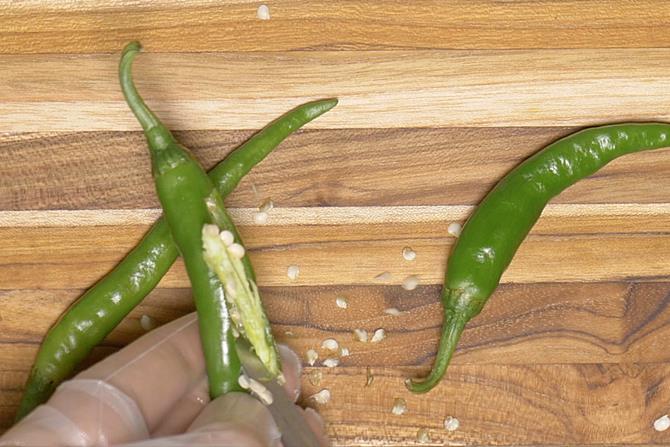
[407,123,670,393]
[16,93,336,421]
[119,41,244,399]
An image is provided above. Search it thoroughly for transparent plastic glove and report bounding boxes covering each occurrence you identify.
[1,313,328,446]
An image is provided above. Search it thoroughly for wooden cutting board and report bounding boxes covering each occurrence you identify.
[2,1,670,445]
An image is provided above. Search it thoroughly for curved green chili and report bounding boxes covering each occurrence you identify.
[119,41,244,399]
[407,123,670,393]
[16,92,336,420]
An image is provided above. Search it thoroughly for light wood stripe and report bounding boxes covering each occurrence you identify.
[1,204,670,227]
[2,1,670,53]
[1,215,669,289]
[2,50,670,131]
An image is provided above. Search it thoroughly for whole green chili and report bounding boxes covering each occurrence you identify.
[118,40,247,399]
[16,89,336,420]
[407,123,670,393]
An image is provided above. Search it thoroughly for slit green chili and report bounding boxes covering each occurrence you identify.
[407,123,670,393]
[16,83,336,420]
[118,41,244,399]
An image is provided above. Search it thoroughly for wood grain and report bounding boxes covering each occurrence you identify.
[3,50,670,131]
[2,283,670,443]
[1,361,668,445]
[2,1,670,53]
[0,215,668,290]
[3,2,670,445]
[3,282,670,365]
[3,129,670,210]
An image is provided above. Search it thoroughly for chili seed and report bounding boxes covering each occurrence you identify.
[392,398,407,415]
[228,243,246,259]
[374,271,391,281]
[402,247,416,261]
[310,389,331,405]
[219,230,235,246]
[248,378,273,405]
[384,307,401,316]
[306,349,318,366]
[335,297,348,309]
[254,211,268,225]
[259,198,274,213]
[654,415,670,432]
[256,4,270,20]
[353,329,368,343]
[416,428,431,444]
[203,224,219,238]
[340,347,350,357]
[370,328,386,343]
[402,275,419,291]
[323,358,339,368]
[238,374,251,390]
[448,222,462,237]
[321,338,339,351]
[444,416,460,432]
[287,265,300,280]
[140,315,157,331]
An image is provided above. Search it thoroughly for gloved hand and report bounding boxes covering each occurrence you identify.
[1,313,328,446]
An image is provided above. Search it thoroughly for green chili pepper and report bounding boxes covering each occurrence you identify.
[407,123,670,393]
[16,87,336,420]
[118,40,247,399]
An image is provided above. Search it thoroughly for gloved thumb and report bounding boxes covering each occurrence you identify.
[118,392,281,447]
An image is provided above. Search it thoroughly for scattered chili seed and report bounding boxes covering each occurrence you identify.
[310,389,331,405]
[287,265,300,280]
[259,198,274,213]
[392,398,407,415]
[340,347,350,357]
[139,315,157,331]
[655,415,670,432]
[384,307,401,316]
[416,428,431,444]
[444,416,460,432]
[335,297,348,309]
[254,211,268,225]
[306,349,318,366]
[402,275,419,291]
[323,358,339,368]
[374,271,391,281]
[321,338,339,351]
[370,328,386,343]
[248,377,273,405]
[353,329,368,343]
[402,247,416,261]
[256,4,270,20]
[448,222,462,237]
[238,374,251,390]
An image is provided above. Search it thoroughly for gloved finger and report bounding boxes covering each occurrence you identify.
[150,376,209,438]
[74,312,205,433]
[186,392,281,445]
[276,344,302,402]
[152,343,304,437]
[0,379,150,446]
[300,407,329,447]
[4,312,206,446]
[115,393,279,447]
